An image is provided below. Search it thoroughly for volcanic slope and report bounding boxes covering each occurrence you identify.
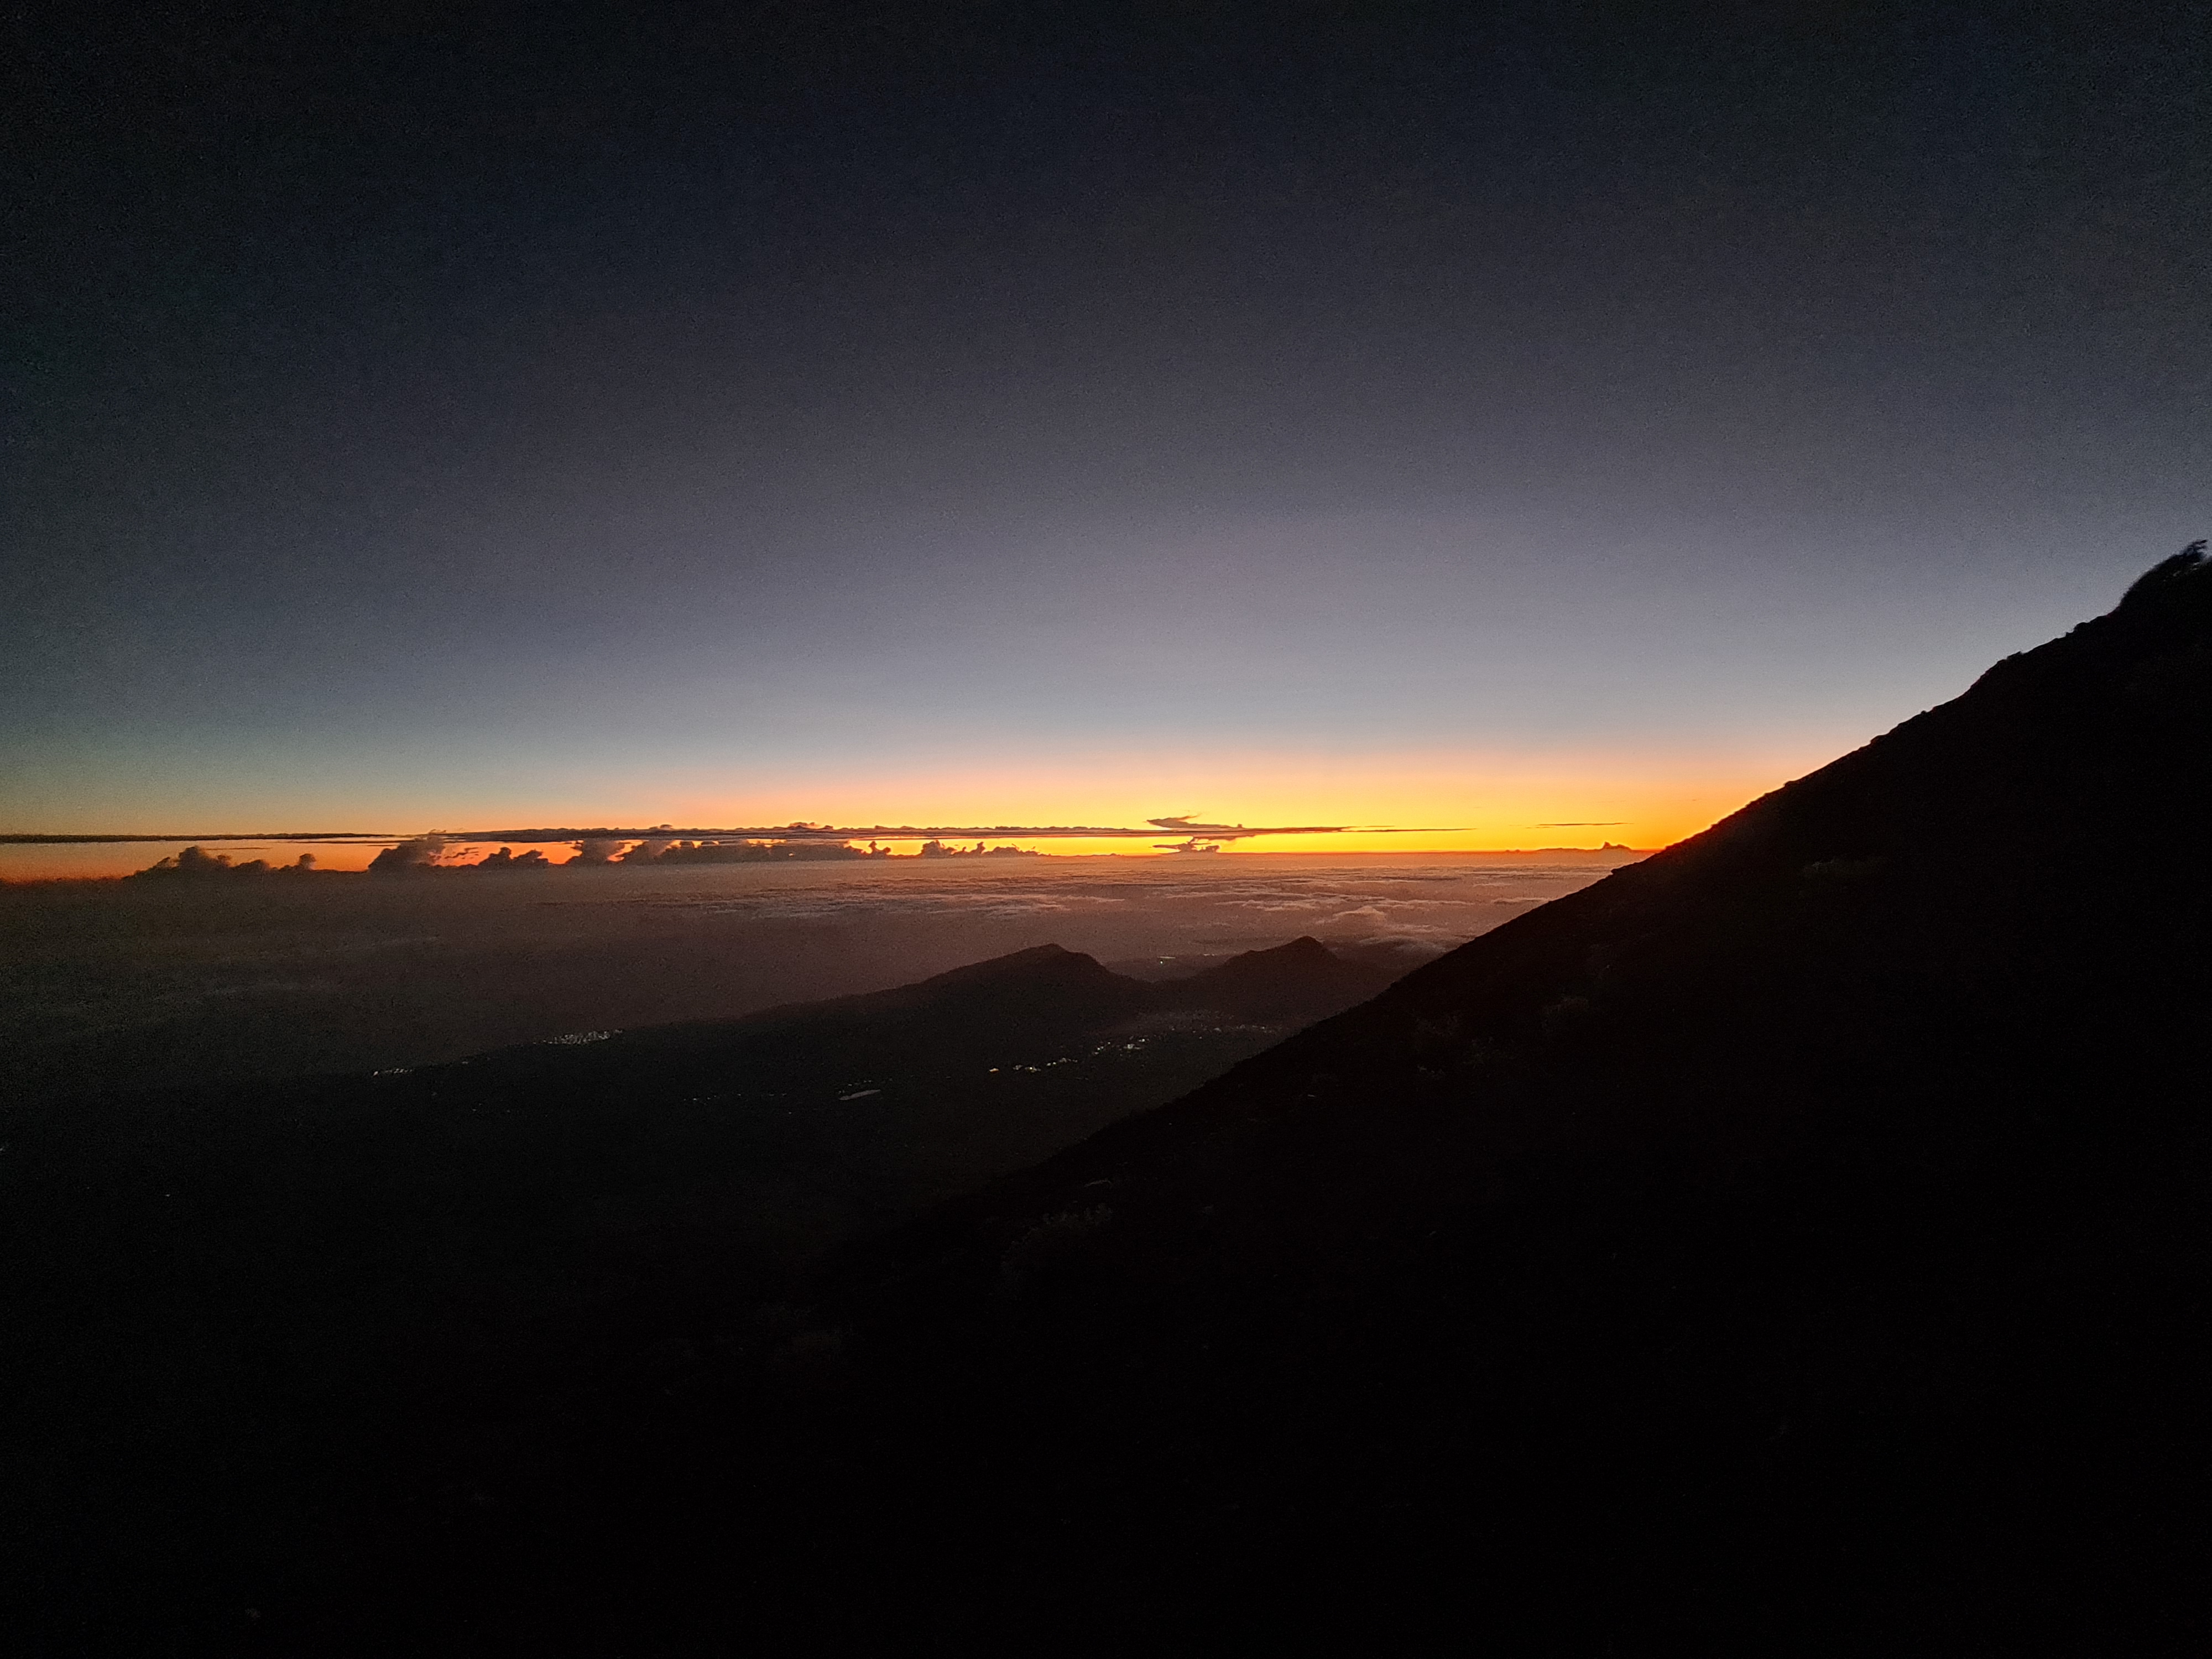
[375,547,2212,1652]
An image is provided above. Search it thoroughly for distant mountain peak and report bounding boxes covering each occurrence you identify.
[1156,935,1397,1022]
[904,942,1115,991]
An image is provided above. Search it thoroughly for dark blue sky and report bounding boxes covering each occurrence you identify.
[7,2,2206,844]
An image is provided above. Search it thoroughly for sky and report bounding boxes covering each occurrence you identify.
[7,2,2207,860]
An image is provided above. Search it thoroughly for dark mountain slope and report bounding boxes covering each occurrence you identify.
[367,550,2212,1652]
[1117,541,2212,1175]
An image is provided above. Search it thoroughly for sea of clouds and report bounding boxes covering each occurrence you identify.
[2,855,1626,1104]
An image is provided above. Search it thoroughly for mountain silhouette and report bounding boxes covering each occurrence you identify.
[309,549,2212,1651]
[1154,932,1396,1022]
[595,934,1396,1079]
[415,938,1397,1144]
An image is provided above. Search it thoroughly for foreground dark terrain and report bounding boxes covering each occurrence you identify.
[3,936,1401,1645]
[14,551,2212,1651]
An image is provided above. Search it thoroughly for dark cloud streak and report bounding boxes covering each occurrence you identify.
[16,821,1460,848]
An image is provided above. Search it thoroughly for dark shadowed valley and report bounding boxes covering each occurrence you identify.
[2,935,1401,1644]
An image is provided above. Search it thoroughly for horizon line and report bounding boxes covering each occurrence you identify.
[1,822,1498,846]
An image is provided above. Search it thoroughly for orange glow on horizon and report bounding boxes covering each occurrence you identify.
[0,738,1838,880]
[637,740,1819,857]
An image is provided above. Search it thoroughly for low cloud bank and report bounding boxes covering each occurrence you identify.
[346,837,1042,872]
[367,837,447,873]
[132,846,321,878]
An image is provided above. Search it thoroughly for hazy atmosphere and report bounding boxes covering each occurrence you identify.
[1,851,1621,1103]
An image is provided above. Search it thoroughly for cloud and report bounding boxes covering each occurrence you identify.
[473,847,554,870]
[368,836,447,873]
[132,846,319,878]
